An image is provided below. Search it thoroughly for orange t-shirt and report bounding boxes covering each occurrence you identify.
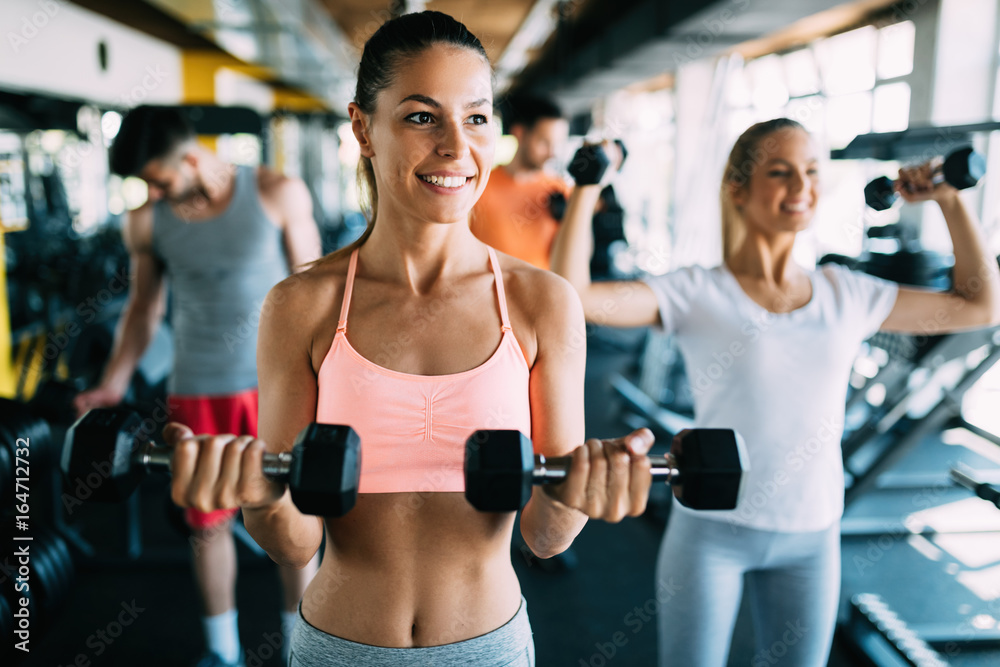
[471,166,570,270]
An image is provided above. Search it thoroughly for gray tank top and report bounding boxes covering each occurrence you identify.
[152,165,288,396]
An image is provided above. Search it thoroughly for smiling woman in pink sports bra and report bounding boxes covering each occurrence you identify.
[164,11,655,667]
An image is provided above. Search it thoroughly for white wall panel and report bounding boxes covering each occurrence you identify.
[0,0,182,107]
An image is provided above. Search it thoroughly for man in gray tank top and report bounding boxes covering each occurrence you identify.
[74,106,322,667]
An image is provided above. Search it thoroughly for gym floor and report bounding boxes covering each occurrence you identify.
[17,329,1000,666]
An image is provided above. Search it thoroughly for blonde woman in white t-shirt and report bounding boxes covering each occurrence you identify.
[551,118,1000,667]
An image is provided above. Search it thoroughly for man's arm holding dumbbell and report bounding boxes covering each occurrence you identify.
[168,279,324,569]
[550,141,662,328]
[880,159,1000,333]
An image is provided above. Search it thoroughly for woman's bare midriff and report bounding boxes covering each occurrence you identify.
[299,492,521,647]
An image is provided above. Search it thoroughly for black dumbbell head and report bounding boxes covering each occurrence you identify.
[0,587,12,648]
[30,379,83,426]
[867,146,986,210]
[289,424,361,516]
[37,525,75,603]
[0,398,54,470]
[672,429,747,510]
[942,146,986,190]
[29,532,62,621]
[568,144,612,186]
[62,408,147,502]
[464,430,534,512]
[0,439,10,505]
[548,191,567,221]
[864,176,897,211]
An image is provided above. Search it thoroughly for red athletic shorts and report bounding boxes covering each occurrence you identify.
[168,389,259,530]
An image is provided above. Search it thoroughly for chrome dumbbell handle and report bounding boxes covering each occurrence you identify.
[134,441,293,479]
[532,453,680,483]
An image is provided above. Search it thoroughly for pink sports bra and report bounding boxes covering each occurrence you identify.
[316,247,532,493]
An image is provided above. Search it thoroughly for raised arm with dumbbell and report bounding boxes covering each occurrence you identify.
[551,140,654,324]
[875,147,1000,332]
[864,146,986,211]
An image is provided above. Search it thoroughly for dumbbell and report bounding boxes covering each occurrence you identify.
[61,407,361,516]
[950,464,1000,510]
[549,191,567,220]
[464,428,747,512]
[865,146,986,211]
[0,399,55,513]
[29,379,85,426]
[568,139,628,186]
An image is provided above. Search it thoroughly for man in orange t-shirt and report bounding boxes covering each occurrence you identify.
[472,95,570,270]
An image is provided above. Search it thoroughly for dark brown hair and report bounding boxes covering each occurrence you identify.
[109,106,195,177]
[333,11,490,260]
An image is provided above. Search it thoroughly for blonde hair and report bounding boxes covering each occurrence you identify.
[720,118,806,261]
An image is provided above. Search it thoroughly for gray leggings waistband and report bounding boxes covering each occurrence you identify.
[289,597,534,667]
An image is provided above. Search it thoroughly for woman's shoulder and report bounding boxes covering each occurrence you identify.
[496,251,583,351]
[496,252,584,365]
[265,253,351,321]
[497,251,581,314]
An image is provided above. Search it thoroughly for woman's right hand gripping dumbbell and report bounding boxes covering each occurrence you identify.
[544,428,656,523]
[164,423,285,513]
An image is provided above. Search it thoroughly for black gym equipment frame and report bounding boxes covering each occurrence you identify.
[831,121,1000,162]
[842,325,1000,506]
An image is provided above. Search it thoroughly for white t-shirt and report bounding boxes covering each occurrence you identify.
[645,263,898,532]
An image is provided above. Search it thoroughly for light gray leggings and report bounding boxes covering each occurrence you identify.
[289,596,534,667]
[656,507,840,667]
